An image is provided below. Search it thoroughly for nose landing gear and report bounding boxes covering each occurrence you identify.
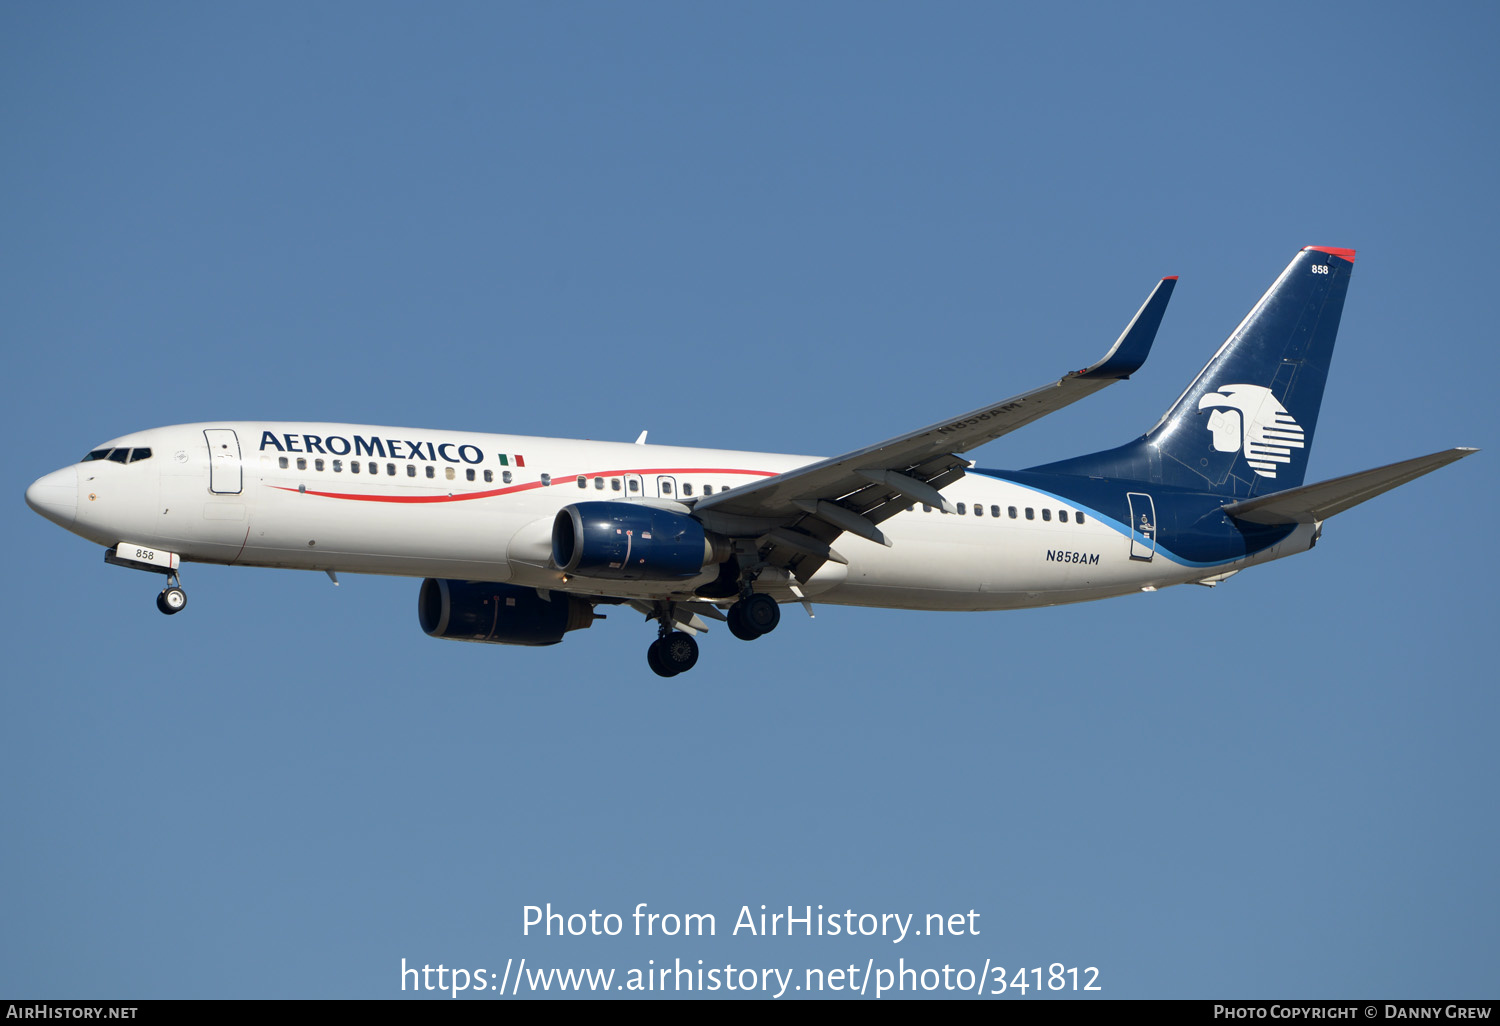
[104,545,188,617]
[156,578,187,615]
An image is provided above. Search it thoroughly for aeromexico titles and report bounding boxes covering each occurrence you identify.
[25,246,1476,676]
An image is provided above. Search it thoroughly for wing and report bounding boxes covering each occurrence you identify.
[692,275,1178,581]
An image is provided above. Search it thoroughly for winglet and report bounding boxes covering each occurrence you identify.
[1072,275,1177,380]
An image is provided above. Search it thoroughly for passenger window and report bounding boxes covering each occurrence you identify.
[406,465,416,477]
[445,467,456,481]
[541,473,551,486]
[991,505,1000,517]
[483,470,493,482]
[683,483,693,496]
[577,476,587,488]
[466,468,476,481]
[351,461,361,474]
[612,478,621,491]
[1008,506,1017,518]
[661,481,673,495]
[1059,510,1068,523]
[1042,508,1051,521]
[704,486,714,495]
[594,477,604,490]
[956,503,966,515]
[503,471,512,484]
[628,478,639,493]
[368,462,377,474]
[297,458,307,471]
[1076,512,1085,525]
[1025,508,1034,520]
[425,466,435,479]
[386,463,396,476]
[333,460,343,472]
[279,457,289,469]
[315,459,325,471]
[974,504,982,516]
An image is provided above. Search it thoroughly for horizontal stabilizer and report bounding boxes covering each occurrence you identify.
[1221,448,1478,525]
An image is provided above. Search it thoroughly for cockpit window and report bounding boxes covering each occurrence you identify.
[81,447,153,464]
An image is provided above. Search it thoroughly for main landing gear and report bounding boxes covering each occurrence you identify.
[647,630,699,678]
[642,599,700,678]
[642,590,783,678]
[727,592,779,641]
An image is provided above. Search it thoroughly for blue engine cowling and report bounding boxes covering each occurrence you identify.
[418,579,595,646]
[553,502,720,581]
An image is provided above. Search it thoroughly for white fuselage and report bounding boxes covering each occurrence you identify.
[31,421,1315,612]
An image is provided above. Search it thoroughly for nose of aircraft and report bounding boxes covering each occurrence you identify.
[26,466,78,526]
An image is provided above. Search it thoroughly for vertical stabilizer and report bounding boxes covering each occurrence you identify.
[1030,246,1355,497]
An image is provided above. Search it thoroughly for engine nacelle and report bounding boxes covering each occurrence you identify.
[552,501,728,581]
[418,579,595,646]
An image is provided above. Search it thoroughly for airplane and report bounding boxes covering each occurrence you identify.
[24,246,1477,677]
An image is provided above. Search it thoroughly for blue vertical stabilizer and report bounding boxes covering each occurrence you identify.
[1029,246,1355,498]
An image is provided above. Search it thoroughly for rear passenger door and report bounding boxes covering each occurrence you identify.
[1126,492,1156,561]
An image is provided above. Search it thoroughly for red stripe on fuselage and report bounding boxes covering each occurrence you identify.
[269,466,778,504]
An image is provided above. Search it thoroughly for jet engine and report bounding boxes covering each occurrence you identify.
[418,579,595,646]
[552,502,730,581]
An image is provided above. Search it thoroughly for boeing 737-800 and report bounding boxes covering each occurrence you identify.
[25,246,1476,676]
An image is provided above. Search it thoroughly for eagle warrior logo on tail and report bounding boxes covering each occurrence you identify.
[1198,384,1305,479]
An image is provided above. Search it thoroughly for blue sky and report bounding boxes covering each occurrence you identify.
[3,2,1495,1000]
